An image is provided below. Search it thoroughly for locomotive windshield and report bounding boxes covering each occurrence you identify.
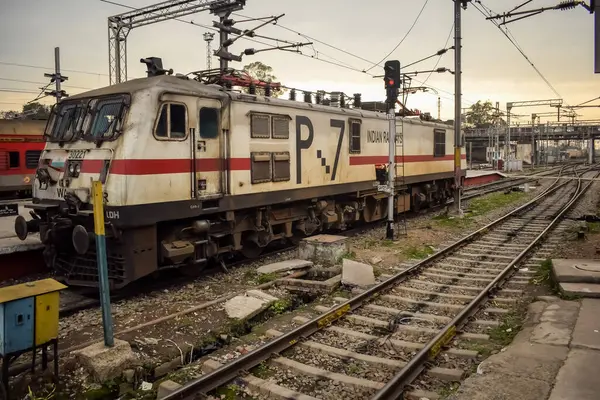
[45,94,130,143]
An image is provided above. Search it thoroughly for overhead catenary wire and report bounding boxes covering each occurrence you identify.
[98,0,367,76]
[2,0,471,114]
[0,77,92,91]
[99,0,460,97]
[0,61,108,77]
[574,96,600,107]
[473,0,565,103]
[363,0,430,73]
[231,9,475,107]
[420,23,454,87]
[98,0,298,53]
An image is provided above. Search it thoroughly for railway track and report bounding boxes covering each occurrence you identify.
[163,165,597,400]
[462,164,582,200]
[7,164,579,317]
[45,165,588,317]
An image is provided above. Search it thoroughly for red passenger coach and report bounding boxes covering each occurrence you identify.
[0,120,46,196]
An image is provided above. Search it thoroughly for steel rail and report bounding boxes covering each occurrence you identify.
[161,166,576,400]
[372,167,599,399]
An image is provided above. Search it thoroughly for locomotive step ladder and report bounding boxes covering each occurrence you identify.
[395,119,407,238]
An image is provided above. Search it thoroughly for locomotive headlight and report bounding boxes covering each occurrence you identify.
[69,163,76,174]
[75,163,81,174]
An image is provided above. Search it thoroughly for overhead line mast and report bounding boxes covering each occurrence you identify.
[107,0,310,84]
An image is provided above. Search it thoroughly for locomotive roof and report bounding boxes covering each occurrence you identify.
[68,75,453,130]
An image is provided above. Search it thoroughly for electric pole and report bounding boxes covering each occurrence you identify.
[203,32,215,70]
[383,60,401,240]
[44,47,68,103]
[452,0,469,216]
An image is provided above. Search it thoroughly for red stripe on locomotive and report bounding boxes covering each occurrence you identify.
[75,155,466,175]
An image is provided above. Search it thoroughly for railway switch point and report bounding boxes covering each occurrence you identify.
[72,338,137,382]
[298,234,349,266]
[341,259,375,288]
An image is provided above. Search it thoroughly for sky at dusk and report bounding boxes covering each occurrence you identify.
[0,0,598,123]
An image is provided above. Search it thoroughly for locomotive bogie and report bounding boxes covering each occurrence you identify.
[18,75,466,288]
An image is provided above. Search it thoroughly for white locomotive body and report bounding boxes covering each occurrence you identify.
[16,75,466,288]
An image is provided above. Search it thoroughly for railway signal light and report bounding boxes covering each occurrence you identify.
[384,60,401,89]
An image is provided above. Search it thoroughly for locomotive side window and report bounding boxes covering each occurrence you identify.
[251,114,270,138]
[349,119,361,153]
[155,103,188,140]
[8,152,19,168]
[199,108,219,139]
[434,129,446,157]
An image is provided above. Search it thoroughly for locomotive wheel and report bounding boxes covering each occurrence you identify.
[241,241,264,259]
[180,263,205,277]
[288,235,305,246]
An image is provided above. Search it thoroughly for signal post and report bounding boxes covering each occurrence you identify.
[382,61,401,240]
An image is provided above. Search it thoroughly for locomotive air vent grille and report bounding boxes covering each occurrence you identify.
[251,152,272,183]
[272,117,290,139]
[272,152,290,182]
[250,114,270,138]
[25,150,42,169]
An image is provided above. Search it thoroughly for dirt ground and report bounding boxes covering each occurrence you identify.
[10,181,556,399]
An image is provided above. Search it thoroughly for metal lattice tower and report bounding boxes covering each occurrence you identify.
[107,0,245,85]
[203,32,215,69]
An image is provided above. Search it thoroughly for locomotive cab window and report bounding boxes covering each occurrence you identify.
[434,129,446,157]
[199,107,219,139]
[155,103,187,140]
[90,99,124,140]
[349,119,361,153]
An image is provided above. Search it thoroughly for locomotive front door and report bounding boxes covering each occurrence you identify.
[193,98,222,199]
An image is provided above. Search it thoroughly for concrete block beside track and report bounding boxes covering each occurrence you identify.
[552,258,600,284]
[73,338,139,382]
[297,234,348,266]
[156,380,182,399]
[224,289,278,320]
[341,259,375,288]
[256,259,313,275]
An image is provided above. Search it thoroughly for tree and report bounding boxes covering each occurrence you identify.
[22,102,51,119]
[0,102,51,120]
[464,100,505,129]
[0,110,19,119]
[241,61,284,98]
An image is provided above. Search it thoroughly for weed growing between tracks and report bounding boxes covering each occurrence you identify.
[434,191,528,229]
[403,244,435,259]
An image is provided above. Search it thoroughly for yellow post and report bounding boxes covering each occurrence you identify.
[92,181,114,347]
